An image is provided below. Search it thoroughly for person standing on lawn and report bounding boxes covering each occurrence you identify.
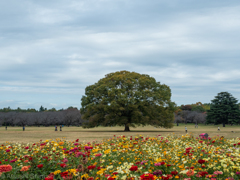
[185,126,187,133]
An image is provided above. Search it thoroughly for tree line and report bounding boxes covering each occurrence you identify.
[0,105,68,113]
[0,107,84,127]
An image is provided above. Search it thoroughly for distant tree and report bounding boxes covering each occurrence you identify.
[206,92,240,127]
[191,105,205,113]
[16,113,28,126]
[193,113,207,124]
[63,108,80,126]
[80,71,176,131]
[48,108,57,112]
[39,106,47,112]
[181,105,192,111]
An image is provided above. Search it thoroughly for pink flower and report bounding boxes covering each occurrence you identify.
[62,158,68,163]
[95,153,102,157]
[84,146,92,151]
[154,162,162,166]
[213,171,223,175]
[76,152,85,157]
[6,149,10,152]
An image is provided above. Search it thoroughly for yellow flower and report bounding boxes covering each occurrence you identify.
[53,170,61,175]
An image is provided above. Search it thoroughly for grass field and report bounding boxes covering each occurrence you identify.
[1,123,239,144]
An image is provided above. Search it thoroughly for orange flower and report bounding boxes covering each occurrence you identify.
[186,169,195,177]
[24,160,29,163]
[59,142,64,145]
[20,166,30,171]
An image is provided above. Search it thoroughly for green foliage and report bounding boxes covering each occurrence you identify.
[191,102,206,112]
[80,71,176,131]
[206,92,240,126]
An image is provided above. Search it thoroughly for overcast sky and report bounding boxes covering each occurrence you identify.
[1,0,240,110]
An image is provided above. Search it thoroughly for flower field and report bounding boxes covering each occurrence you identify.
[1,134,240,180]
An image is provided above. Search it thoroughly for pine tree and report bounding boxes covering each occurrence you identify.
[206,92,240,127]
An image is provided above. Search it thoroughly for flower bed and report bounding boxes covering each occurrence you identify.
[1,134,240,179]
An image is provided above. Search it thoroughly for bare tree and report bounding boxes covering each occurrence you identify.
[15,113,28,126]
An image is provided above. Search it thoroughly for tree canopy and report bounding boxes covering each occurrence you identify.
[206,92,240,127]
[80,71,176,131]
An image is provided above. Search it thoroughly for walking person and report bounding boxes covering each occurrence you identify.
[55,125,58,131]
[218,127,220,131]
[196,124,198,128]
[23,125,25,131]
[60,125,62,131]
[185,126,187,133]
[5,126,7,130]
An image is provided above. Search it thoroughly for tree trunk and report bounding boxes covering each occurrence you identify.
[124,124,130,131]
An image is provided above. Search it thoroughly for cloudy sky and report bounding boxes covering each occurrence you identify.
[1,0,240,110]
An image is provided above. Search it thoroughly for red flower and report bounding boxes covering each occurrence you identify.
[87,165,96,170]
[45,177,53,180]
[76,139,79,142]
[161,162,165,165]
[37,164,43,168]
[171,171,178,175]
[162,175,172,180]
[198,159,205,164]
[108,178,115,180]
[87,178,94,180]
[140,173,154,180]
[0,161,1,164]
[60,163,67,168]
[129,165,138,171]
[45,173,54,180]
[198,171,208,177]
[113,172,118,175]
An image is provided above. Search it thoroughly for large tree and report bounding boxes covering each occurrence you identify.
[80,71,176,131]
[206,92,240,127]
